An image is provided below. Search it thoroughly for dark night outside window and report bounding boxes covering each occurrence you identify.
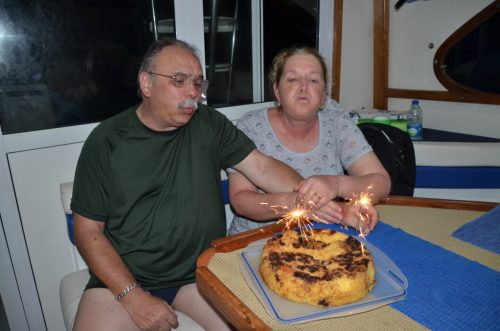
[0,0,318,134]
[435,2,500,96]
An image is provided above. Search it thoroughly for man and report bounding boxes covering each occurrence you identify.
[71,38,324,331]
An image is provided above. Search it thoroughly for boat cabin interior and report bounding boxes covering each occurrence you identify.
[0,1,499,330]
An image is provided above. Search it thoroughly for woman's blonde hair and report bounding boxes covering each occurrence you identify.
[269,47,328,88]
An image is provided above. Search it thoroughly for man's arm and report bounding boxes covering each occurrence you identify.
[228,171,298,221]
[73,214,134,294]
[232,149,303,193]
[73,213,178,330]
[230,150,388,228]
[229,170,344,223]
[230,149,303,219]
[231,149,342,219]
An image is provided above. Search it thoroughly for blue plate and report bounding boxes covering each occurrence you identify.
[239,237,408,324]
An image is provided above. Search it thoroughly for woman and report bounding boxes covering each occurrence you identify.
[228,47,391,235]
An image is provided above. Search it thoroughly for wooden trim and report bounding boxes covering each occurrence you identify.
[211,223,284,252]
[373,0,389,110]
[331,0,343,101]
[380,196,498,211]
[386,88,500,105]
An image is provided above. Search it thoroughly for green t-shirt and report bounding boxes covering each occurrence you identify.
[71,104,255,290]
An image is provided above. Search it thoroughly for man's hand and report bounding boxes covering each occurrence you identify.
[122,289,179,331]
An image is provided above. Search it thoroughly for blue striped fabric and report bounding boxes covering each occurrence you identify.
[416,166,500,188]
[315,222,500,330]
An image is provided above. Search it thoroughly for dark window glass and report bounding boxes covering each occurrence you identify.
[0,0,166,134]
[0,0,319,134]
[263,0,318,100]
[435,3,500,96]
[201,0,318,107]
[202,0,253,107]
[444,11,500,94]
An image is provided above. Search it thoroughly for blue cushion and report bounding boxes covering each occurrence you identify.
[416,166,500,188]
[65,214,75,245]
[221,179,230,205]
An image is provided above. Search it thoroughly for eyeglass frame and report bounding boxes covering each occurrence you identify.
[147,71,209,95]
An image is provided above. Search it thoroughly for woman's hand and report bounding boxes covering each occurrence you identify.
[294,175,342,209]
[309,200,378,235]
[340,203,378,234]
[309,200,343,224]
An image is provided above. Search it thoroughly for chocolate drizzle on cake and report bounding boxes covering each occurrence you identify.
[259,228,376,307]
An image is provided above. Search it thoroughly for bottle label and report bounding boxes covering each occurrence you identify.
[407,123,423,140]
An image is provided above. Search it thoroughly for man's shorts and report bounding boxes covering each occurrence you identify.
[150,286,181,304]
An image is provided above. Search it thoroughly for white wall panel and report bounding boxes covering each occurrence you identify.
[340,0,374,110]
[340,0,500,139]
[8,142,84,331]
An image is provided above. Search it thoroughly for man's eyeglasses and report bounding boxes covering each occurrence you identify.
[148,72,209,94]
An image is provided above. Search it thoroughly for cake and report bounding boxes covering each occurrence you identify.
[259,228,376,307]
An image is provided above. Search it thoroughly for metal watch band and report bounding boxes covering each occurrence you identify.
[115,282,141,301]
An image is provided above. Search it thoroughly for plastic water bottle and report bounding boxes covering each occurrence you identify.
[407,100,423,140]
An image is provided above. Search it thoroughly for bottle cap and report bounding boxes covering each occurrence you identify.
[411,99,419,105]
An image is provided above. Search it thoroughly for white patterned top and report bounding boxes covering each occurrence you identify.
[228,100,372,235]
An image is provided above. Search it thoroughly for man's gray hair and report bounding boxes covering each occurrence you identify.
[137,37,200,96]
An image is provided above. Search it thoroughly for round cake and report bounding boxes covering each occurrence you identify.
[259,228,376,307]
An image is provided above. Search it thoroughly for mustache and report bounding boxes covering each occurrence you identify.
[178,99,198,110]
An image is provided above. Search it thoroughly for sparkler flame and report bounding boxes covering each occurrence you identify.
[263,196,326,241]
[345,185,374,255]
[263,186,374,247]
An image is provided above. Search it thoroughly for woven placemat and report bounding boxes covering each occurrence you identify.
[208,249,427,331]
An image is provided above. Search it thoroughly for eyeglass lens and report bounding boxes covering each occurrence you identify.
[149,72,209,94]
[172,75,209,92]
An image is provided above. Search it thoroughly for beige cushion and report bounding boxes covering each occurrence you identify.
[59,269,203,331]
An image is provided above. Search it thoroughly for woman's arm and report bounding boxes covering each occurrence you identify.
[295,152,391,207]
[229,149,343,222]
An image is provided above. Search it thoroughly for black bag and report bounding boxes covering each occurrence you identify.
[358,123,416,196]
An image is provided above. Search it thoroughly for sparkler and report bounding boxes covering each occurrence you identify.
[345,185,374,255]
[262,185,374,247]
[262,196,326,241]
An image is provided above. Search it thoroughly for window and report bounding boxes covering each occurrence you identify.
[161,0,319,107]
[434,1,500,97]
[0,0,323,134]
[262,0,318,100]
[0,0,156,134]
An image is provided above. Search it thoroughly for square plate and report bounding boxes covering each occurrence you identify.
[239,237,408,324]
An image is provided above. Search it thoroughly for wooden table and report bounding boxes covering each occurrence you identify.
[196,197,498,330]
